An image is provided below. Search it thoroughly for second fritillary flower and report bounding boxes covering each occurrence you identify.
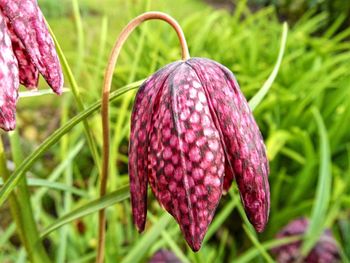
[272,218,341,263]
[0,0,63,131]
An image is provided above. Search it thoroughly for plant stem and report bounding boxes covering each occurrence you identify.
[1,134,51,263]
[97,11,190,263]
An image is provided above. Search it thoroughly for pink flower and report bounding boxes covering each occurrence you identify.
[149,249,181,263]
[0,0,63,131]
[129,58,270,251]
[272,218,341,263]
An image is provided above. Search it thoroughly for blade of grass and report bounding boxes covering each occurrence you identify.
[0,223,16,246]
[72,0,85,76]
[47,19,101,172]
[56,94,72,263]
[56,164,73,263]
[40,185,130,238]
[0,178,87,196]
[8,130,51,262]
[33,140,86,201]
[217,229,229,262]
[204,196,237,243]
[249,22,288,111]
[121,213,173,263]
[242,224,274,263]
[0,138,28,259]
[148,213,190,263]
[235,235,302,263]
[91,16,108,98]
[70,253,96,263]
[302,108,332,255]
[0,137,50,263]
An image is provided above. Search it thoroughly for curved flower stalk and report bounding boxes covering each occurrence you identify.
[97,12,190,263]
[0,0,63,131]
[99,11,270,259]
[272,218,341,263]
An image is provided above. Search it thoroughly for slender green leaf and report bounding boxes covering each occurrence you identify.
[302,108,332,254]
[121,213,173,263]
[235,236,301,263]
[148,214,190,263]
[0,178,87,196]
[242,225,274,263]
[41,185,130,238]
[48,18,100,171]
[249,22,288,111]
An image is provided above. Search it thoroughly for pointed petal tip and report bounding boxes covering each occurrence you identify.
[255,224,266,233]
[245,205,269,234]
[0,120,16,131]
[178,221,208,252]
[190,246,201,252]
[181,228,203,252]
[136,225,144,233]
[50,76,64,95]
[188,241,202,252]
[54,87,63,96]
[251,214,268,233]
[131,197,147,234]
[0,104,17,132]
[178,217,209,252]
[135,220,146,233]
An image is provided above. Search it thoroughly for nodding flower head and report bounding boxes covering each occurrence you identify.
[272,218,341,263]
[149,249,181,263]
[129,57,270,251]
[0,0,63,131]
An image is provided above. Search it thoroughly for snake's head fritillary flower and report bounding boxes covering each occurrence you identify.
[129,57,270,251]
[0,0,63,131]
[149,249,181,263]
[272,218,341,263]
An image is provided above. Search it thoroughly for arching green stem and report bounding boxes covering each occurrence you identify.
[97,11,190,263]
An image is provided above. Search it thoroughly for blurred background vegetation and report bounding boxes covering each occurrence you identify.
[0,0,350,262]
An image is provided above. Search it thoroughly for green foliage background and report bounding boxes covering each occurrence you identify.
[0,0,349,262]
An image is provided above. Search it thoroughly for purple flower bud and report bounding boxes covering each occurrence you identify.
[0,11,19,131]
[0,0,63,92]
[129,57,270,251]
[272,218,341,263]
[149,249,182,263]
[0,0,63,131]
